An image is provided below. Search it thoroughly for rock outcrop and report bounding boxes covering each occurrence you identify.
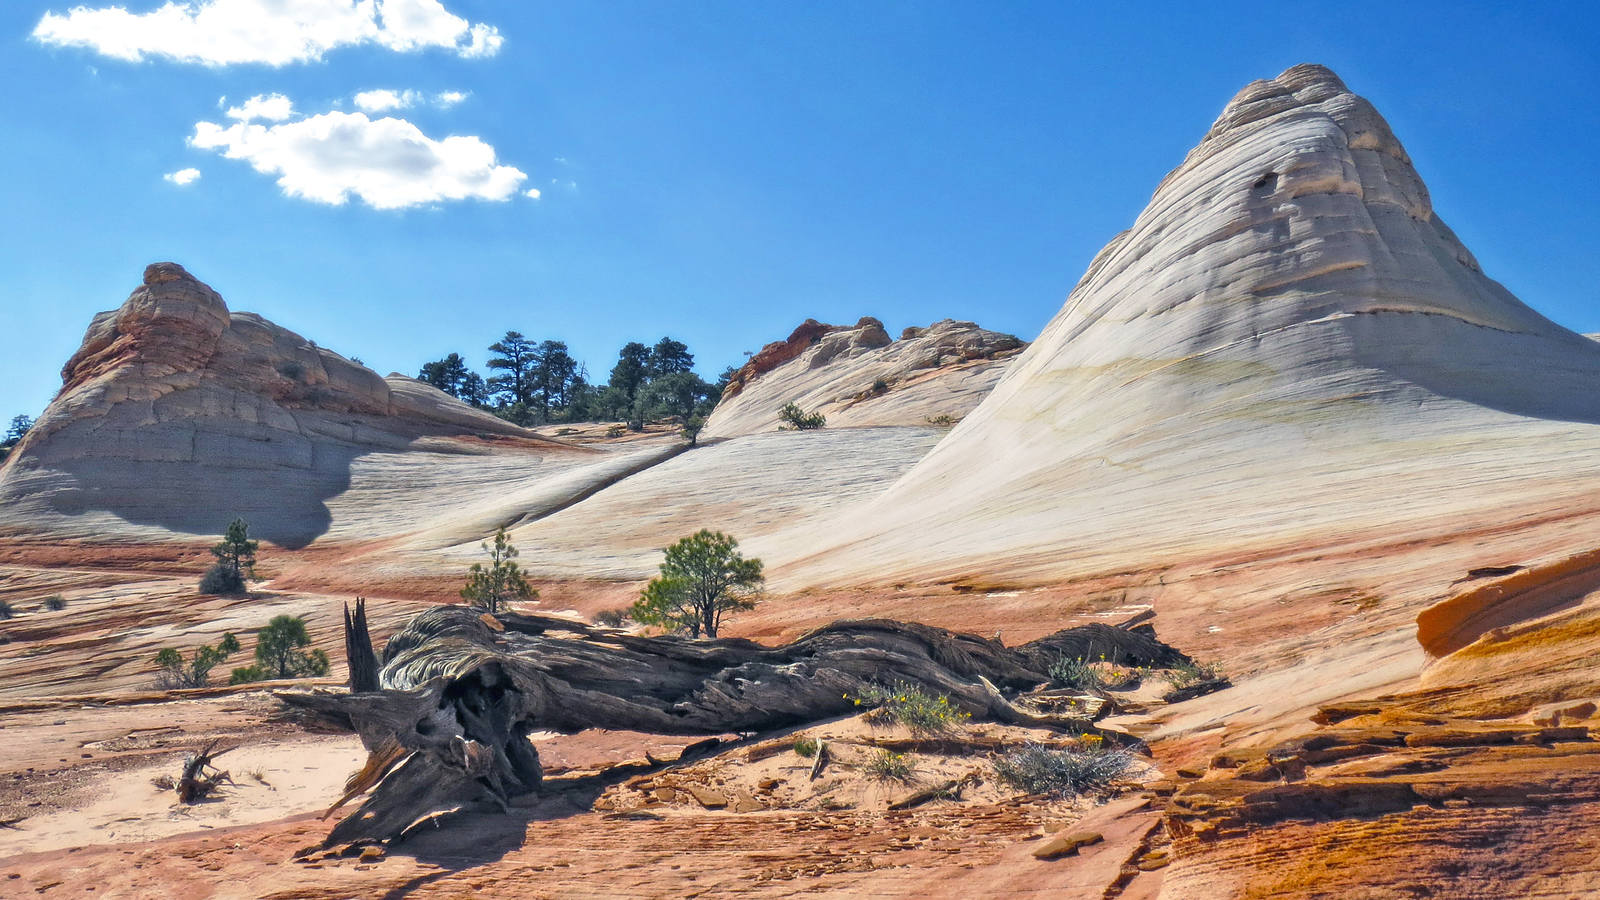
[704,317,1024,437]
[774,63,1600,589]
[0,263,575,547]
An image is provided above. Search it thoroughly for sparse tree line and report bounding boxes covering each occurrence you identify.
[0,414,32,462]
[418,332,739,430]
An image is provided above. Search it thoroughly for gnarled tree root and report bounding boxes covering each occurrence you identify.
[278,605,1186,846]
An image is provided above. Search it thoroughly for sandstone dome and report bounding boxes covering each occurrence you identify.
[770,63,1600,588]
[0,263,583,548]
[704,317,1024,437]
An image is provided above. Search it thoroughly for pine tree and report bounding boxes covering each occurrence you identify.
[631,530,763,638]
[460,528,538,615]
[200,518,258,594]
[487,331,540,408]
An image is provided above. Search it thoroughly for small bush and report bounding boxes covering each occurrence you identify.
[778,402,826,430]
[793,737,819,758]
[865,750,915,782]
[1048,657,1104,692]
[851,682,970,736]
[0,599,13,620]
[592,607,631,627]
[925,414,957,426]
[871,378,889,394]
[1163,659,1224,691]
[605,424,627,438]
[275,361,305,380]
[244,614,331,681]
[556,427,578,435]
[199,562,244,595]
[993,744,1134,798]
[42,595,67,611]
[154,633,241,689]
[682,416,704,446]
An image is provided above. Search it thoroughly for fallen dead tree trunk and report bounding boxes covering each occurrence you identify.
[279,604,1186,846]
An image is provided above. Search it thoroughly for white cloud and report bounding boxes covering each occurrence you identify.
[226,93,293,121]
[353,89,421,113]
[189,105,528,209]
[524,187,540,199]
[354,89,469,112]
[164,167,202,186]
[32,0,504,66]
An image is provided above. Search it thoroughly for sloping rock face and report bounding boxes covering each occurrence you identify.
[1159,556,1600,898]
[0,263,569,547]
[705,317,1024,437]
[776,63,1600,589]
[757,61,1600,900]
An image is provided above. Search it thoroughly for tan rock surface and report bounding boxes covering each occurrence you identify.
[0,263,599,549]
[773,64,1600,595]
[704,317,1023,437]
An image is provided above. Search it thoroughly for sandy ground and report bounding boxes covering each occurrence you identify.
[0,555,1191,897]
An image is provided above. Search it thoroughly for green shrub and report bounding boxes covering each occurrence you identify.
[200,518,257,595]
[778,402,826,430]
[1163,659,1224,691]
[460,527,537,615]
[851,682,970,736]
[230,615,330,684]
[993,744,1134,798]
[198,563,243,595]
[592,607,631,627]
[631,530,763,639]
[605,424,627,438]
[42,595,66,611]
[865,750,915,782]
[154,633,241,689]
[925,414,957,426]
[793,737,819,758]
[1048,656,1104,692]
[682,416,704,447]
[0,599,13,620]
[871,378,889,394]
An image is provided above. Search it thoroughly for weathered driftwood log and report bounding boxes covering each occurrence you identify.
[279,605,1185,846]
[175,739,233,804]
[343,597,378,693]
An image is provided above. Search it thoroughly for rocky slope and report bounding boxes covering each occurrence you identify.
[704,317,1023,437]
[775,63,1600,591]
[750,62,1600,900]
[0,263,586,548]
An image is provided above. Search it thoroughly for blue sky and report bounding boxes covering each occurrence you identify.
[1,1,1596,421]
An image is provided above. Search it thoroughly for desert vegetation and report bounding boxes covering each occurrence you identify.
[459,527,537,615]
[228,615,331,684]
[992,742,1135,798]
[631,529,764,638]
[865,750,916,782]
[852,682,971,736]
[418,333,725,428]
[199,518,257,595]
[681,415,705,446]
[154,633,240,689]
[592,606,631,627]
[0,413,30,461]
[1048,656,1104,692]
[778,402,826,429]
[153,615,330,687]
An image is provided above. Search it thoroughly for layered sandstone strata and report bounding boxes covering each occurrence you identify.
[705,317,1023,437]
[0,263,575,547]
